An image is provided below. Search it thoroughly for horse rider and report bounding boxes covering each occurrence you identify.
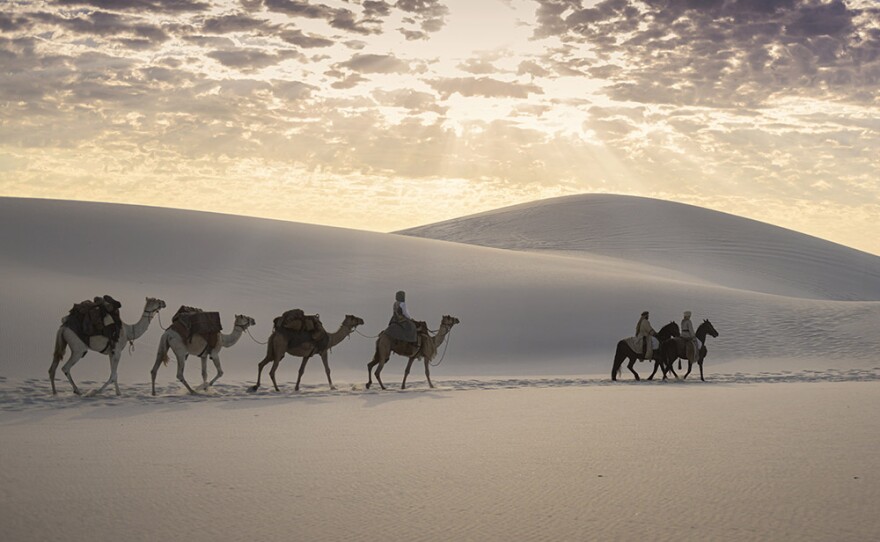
[635,310,656,360]
[389,290,418,344]
[680,310,701,364]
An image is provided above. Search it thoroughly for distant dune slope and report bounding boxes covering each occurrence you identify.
[398,194,880,301]
[1,197,878,383]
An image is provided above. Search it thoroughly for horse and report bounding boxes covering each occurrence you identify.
[611,321,680,381]
[651,319,719,381]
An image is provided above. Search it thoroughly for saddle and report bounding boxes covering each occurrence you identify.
[65,295,122,346]
[274,309,328,349]
[171,305,222,350]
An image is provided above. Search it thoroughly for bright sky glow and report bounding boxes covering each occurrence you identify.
[1,0,878,254]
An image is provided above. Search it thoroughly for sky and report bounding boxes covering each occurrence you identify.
[1,0,879,254]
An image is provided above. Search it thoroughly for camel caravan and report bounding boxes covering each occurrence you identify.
[50,293,719,396]
[50,291,460,396]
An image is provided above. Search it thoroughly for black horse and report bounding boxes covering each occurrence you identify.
[651,319,719,381]
[611,321,680,381]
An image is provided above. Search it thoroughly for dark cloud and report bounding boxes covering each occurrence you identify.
[532,0,880,106]
[55,0,211,13]
[458,58,500,75]
[395,0,449,38]
[207,48,299,70]
[337,53,411,73]
[32,11,171,42]
[264,0,384,35]
[279,28,335,48]
[428,77,543,99]
[201,14,268,34]
[0,13,31,32]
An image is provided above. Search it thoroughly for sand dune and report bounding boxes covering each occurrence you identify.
[399,194,880,301]
[1,196,879,388]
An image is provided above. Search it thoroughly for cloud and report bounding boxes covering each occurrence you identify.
[372,88,445,113]
[279,28,335,48]
[207,48,299,70]
[394,0,448,39]
[532,0,880,106]
[428,77,543,99]
[55,0,211,13]
[337,53,412,73]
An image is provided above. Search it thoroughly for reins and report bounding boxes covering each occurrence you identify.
[429,327,453,367]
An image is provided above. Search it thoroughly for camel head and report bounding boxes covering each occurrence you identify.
[234,314,256,329]
[441,315,460,328]
[145,297,167,314]
[344,314,365,328]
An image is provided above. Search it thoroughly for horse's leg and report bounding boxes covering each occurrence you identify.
[294,355,310,391]
[683,360,693,380]
[699,359,705,382]
[402,357,416,389]
[424,358,434,389]
[647,356,660,380]
[207,352,223,388]
[320,351,336,391]
[627,354,640,381]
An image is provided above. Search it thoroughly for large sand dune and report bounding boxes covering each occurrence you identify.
[1,196,879,386]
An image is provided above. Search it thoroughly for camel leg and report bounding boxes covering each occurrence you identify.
[200,355,209,390]
[61,347,88,396]
[251,357,272,392]
[94,348,122,396]
[374,360,387,390]
[49,328,67,395]
[320,352,336,391]
[176,354,196,394]
[149,356,164,396]
[424,359,434,389]
[402,357,416,389]
[207,353,223,388]
[269,358,283,392]
[366,359,378,389]
[295,355,311,391]
[626,356,641,381]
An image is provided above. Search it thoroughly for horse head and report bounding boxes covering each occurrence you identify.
[657,321,680,341]
[700,319,719,338]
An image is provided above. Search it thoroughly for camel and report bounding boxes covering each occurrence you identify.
[150,313,256,396]
[250,314,365,392]
[366,315,460,390]
[651,319,720,382]
[611,321,680,381]
[50,297,167,396]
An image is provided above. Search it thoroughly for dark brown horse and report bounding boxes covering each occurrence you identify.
[611,321,680,381]
[651,319,719,381]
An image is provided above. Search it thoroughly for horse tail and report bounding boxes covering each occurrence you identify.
[611,341,625,380]
[53,327,67,364]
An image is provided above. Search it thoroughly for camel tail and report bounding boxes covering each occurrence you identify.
[53,327,67,365]
[156,332,171,366]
